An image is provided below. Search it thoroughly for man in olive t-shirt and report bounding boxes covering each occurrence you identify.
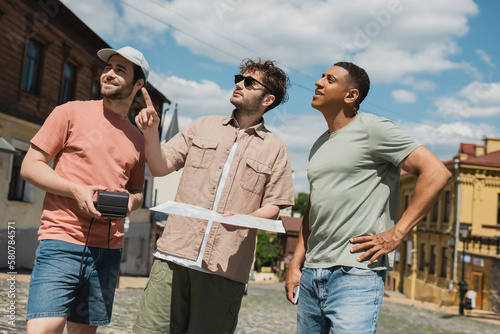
[285,62,451,333]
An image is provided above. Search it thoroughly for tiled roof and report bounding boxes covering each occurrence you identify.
[461,150,500,167]
[403,142,500,174]
[458,143,475,156]
[281,216,302,233]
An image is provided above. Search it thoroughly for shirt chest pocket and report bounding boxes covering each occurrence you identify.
[188,138,219,169]
[240,158,272,196]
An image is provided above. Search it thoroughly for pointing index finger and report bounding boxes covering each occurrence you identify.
[142,87,154,109]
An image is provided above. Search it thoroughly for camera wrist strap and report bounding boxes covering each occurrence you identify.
[79,218,94,279]
[78,217,112,279]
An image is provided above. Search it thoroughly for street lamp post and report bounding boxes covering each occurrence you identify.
[458,223,470,316]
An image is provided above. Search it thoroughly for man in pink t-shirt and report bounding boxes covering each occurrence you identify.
[21,46,150,334]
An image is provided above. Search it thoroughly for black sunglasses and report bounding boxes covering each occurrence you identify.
[234,75,272,94]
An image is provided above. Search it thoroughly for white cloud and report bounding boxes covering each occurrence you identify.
[399,120,498,157]
[60,0,129,42]
[59,0,493,193]
[392,89,417,103]
[476,49,496,68]
[148,72,233,119]
[160,113,193,134]
[61,0,479,83]
[356,42,471,83]
[399,76,437,92]
[435,81,500,119]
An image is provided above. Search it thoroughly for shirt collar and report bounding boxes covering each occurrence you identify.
[222,110,267,139]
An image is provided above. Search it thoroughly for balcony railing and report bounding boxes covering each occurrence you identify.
[467,235,500,255]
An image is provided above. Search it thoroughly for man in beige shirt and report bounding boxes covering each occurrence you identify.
[133,58,295,334]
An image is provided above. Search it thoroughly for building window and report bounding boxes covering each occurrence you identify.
[8,152,27,201]
[8,140,34,202]
[440,247,448,278]
[61,63,77,104]
[406,241,413,268]
[432,200,439,222]
[497,194,500,225]
[122,237,129,263]
[404,195,410,210]
[419,243,426,271]
[394,246,400,264]
[137,237,145,259]
[142,177,154,209]
[429,245,436,274]
[91,79,101,100]
[7,139,35,202]
[22,39,43,95]
[142,179,149,209]
[443,191,451,222]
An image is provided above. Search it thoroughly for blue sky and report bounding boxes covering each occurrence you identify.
[61,0,500,193]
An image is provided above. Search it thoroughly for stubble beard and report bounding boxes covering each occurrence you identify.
[101,82,134,100]
[231,92,265,116]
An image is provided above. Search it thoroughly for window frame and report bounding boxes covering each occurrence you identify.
[432,200,439,222]
[419,243,426,271]
[7,139,34,203]
[60,62,78,104]
[429,245,436,275]
[91,79,101,100]
[497,193,500,225]
[21,38,44,95]
[443,191,451,222]
[440,247,448,278]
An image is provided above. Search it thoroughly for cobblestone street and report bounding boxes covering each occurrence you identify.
[1,274,499,333]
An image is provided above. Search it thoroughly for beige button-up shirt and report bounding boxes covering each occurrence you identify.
[156,112,294,283]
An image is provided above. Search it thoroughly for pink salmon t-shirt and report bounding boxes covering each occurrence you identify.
[31,100,145,249]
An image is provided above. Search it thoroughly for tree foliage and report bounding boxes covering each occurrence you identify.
[292,192,309,217]
[255,229,278,269]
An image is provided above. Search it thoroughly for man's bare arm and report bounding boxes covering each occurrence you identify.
[350,146,451,264]
[285,200,311,303]
[21,144,105,218]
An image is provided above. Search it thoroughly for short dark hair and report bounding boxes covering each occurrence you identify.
[334,62,370,109]
[133,64,146,86]
[239,58,290,112]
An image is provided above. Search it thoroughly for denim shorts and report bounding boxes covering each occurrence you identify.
[26,239,122,326]
[298,266,386,334]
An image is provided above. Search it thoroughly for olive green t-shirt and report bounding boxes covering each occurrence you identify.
[305,113,420,271]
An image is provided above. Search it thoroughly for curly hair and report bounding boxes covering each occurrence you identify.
[334,62,370,109]
[239,58,290,112]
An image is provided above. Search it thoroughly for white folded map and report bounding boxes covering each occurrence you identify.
[150,201,286,233]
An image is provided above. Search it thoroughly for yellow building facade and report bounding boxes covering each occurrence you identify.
[389,138,500,312]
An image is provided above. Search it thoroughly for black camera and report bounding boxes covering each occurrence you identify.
[94,190,129,218]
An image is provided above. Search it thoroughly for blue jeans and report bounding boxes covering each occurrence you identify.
[297,266,386,334]
[26,240,122,326]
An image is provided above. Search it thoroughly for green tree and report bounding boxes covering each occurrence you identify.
[292,192,309,216]
[255,230,278,270]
